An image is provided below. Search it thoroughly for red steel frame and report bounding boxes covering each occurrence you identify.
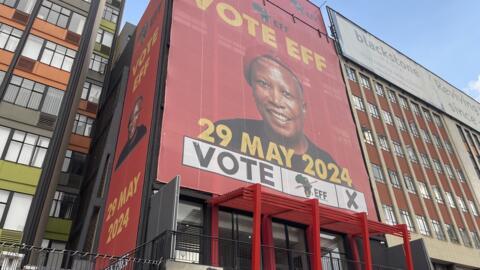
[209,184,414,270]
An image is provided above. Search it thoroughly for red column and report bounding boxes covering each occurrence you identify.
[261,216,275,270]
[210,205,219,266]
[358,213,372,270]
[251,184,262,270]
[347,234,361,270]
[401,224,414,270]
[310,199,322,270]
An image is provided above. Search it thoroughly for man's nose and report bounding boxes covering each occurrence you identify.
[269,86,284,107]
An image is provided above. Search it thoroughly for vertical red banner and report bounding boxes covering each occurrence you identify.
[97,0,166,260]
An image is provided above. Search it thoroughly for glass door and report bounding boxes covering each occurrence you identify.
[272,221,309,270]
[218,210,253,270]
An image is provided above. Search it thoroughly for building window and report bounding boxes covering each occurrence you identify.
[81,82,102,104]
[0,23,23,52]
[432,220,446,241]
[89,53,109,74]
[457,197,467,213]
[22,35,77,72]
[4,130,50,168]
[459,228,472,247]
[382,110,393,125]
[433,114,443,127]
[444,141,453,153]
[4,75,64,116]
[400,210,414,232]
[409,122,419,137]
[457,169,466,182]
[378,135,389,151]
[471,231,480,249]
[392,141,404,157]
[346,67,357,82]
[61,150,86,175]
[37,1,86,34]
[362,128,374,145]
[2,191,32,231]
[0,71,5,84]
[387,89,397,103]
[40,41,76,71]
[398,96,408,109]
[468,201,478,216]
[406,145,417,163]
[49,191,76,219]
[432,134,442,148]
[445,192,456,208]
[416,216,430,236]
[102,6,119,23]
[367,103,379,118]
[383,205,397,225]
[371,164,384,183]
[433,159,442,174]
[96,28,114,48]
[411,103,420,115]
[418,182,430,199]
[404,175,416,194]
[395,116,406,131]
[444,164,454,179]
[388,170,401,188]
[420,153,431,168]
[432,186,444,204]
[352,95,365,111]
[359,74,371,89]
[423,109,432,122]
[445,224,459,244]
[72,114,94,137]
[375,82,384,96]
[38,0,71,28]
[420,129,431,143]
[0,0,36,13]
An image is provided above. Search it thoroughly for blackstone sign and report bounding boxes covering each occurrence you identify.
[329,10,480,132]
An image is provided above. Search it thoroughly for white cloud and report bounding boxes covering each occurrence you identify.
[464,75,480,101]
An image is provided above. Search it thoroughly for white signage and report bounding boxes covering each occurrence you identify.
[330,10,480,132]
[183,137,367,213]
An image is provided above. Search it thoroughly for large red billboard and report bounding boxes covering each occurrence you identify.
[97,0,165,259]
[158,0,376,217]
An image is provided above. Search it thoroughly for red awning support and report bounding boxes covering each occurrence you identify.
[310,199,322,270]
[251,184,262,270]
[358,212,372,270]
[399,224,414,270]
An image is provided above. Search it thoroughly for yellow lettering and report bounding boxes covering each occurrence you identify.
[261,24,277,48]
[300,45,313,65]
[279,145,294,168]
[133,172,140,193]
[117,189,126,211]
[314,53,326,71]
[127,180,134,200]
[266,142,283,166]
[133,58,150,92]
[195,0,214,10]
[242,14,259,37]
[241,132,264,159]
[285,37,300,60]
[217,3,242,27]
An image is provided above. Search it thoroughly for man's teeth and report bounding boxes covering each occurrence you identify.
[271,111,288,122]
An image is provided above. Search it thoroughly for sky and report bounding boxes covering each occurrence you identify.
[121,0,480,101]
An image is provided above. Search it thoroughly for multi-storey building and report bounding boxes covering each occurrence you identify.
[0,0,123,262]
[329,8,480,269]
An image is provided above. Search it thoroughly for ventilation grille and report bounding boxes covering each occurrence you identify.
[0,229,22,244]
[12,10,28,25]
[37,112,57,130]
[66,31,81,46]
[16,56,35,72]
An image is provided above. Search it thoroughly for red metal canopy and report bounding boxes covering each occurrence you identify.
[209,184,414,270]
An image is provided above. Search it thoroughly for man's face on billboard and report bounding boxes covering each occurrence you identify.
[128,99,142,140]
[250,57,305,140]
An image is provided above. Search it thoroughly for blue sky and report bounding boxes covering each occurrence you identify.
[121,0,480,101]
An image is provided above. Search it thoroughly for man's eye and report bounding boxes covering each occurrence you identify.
[282,89,292,98]
[256,79,270,88]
